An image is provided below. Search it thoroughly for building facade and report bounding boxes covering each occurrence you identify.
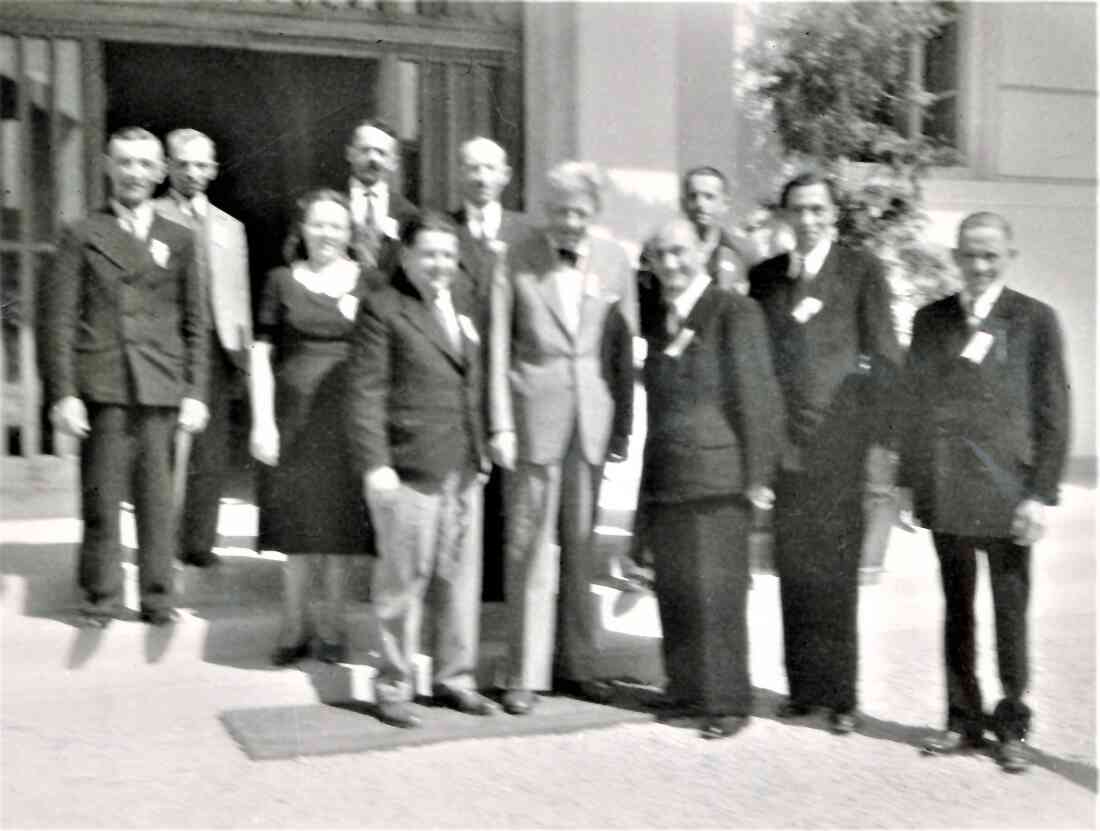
[1,1,1095,486]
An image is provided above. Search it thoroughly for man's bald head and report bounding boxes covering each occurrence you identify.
[647,217,707,300]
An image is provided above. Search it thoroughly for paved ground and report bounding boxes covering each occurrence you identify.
[0,458,1095,828]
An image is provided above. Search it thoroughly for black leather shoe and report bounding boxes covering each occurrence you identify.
[435,688,497,716]
[140,608,179,626]
[997,738,1032,773]
[271,641,311,667]
[501,689,537,716]
[375,700,421,729]
[776,701,814,719]
[180,551,219,568]
[317,641,348,664]
[700,715,750,740]
[828,710,860,735]
[921,730,985,755]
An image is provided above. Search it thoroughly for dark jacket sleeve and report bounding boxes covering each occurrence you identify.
[895,305,932,491]
[1028,303,1070,503]
[346,292,392,477]
[603,303,634,451]
[724,297,784,489]
[857,254,903,448]
[39,224,83,404]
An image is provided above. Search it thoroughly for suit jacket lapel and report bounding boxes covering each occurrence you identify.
[396,272,465,369]
[86,210,150,275]
[533,239,575,340]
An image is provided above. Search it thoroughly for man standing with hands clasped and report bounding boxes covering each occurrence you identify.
[40,127,209,627]
[900,212,1069,773]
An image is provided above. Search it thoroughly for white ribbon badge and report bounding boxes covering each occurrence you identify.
[791,296,823,324]
[663,327,696,358]
[149,239,170,268]
[961,330,995,364]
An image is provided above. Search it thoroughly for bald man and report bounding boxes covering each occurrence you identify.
[900,212,1069,773]
[639,218,782,738]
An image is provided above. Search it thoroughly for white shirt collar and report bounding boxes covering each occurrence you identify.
[789,237,832,280]
[349,177,389,224]
[669,271,713,322]
[465,201,502,239]
[171,189,208,218]
[111,199,155,239]
[962,279,1007,322]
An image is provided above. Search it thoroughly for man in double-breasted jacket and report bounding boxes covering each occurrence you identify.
[638,217,783,739]
[40,127,208,627]
[899,211,1069,773]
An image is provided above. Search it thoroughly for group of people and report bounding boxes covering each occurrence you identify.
[40,117,1069,775]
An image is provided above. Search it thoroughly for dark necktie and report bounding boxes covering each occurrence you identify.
[557,248,579,268]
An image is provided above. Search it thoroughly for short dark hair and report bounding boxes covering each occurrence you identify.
[681,166,729,195]
[399,210,458,248]
[779,171,839,209]
[282,188,352,265]
[348,118,399,145]
[958,211,1014,242]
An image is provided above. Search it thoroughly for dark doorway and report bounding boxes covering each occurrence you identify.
[105,42,381,292]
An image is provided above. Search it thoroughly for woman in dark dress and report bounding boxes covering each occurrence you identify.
[250,189,370,665]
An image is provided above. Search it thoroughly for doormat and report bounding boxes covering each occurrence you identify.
[221,695,652,760]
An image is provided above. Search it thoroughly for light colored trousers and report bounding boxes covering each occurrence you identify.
[504,434,604,691]
[368,468,484,703]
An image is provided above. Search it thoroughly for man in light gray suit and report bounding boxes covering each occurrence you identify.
[155,128,251,568]
[488,161,636,715]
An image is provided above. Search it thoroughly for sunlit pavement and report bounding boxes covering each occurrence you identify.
[1,434,1095,827]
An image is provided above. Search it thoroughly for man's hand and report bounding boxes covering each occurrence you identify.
[178,398,210,433]
[606,435,628,464]
[1011,499,1047,546]
[489,431,517,471]
[249,423,279,466]
[745,484,775,512]
[364,466,401,502]
[50,396,90,439]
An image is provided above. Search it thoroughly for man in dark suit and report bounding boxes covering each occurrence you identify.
[748,172,901,734]
[488,161,636,716]
[451,136,533,335]
[345,118,419,277]
[899,212,1069,773]
[40,127,209,627]
[639,217,783,739]
[451,136,533,601]
[347,212,494,729]
[154,128,251,568]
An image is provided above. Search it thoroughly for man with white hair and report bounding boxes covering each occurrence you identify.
[154,128,251,568]
[488,161,637,715]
